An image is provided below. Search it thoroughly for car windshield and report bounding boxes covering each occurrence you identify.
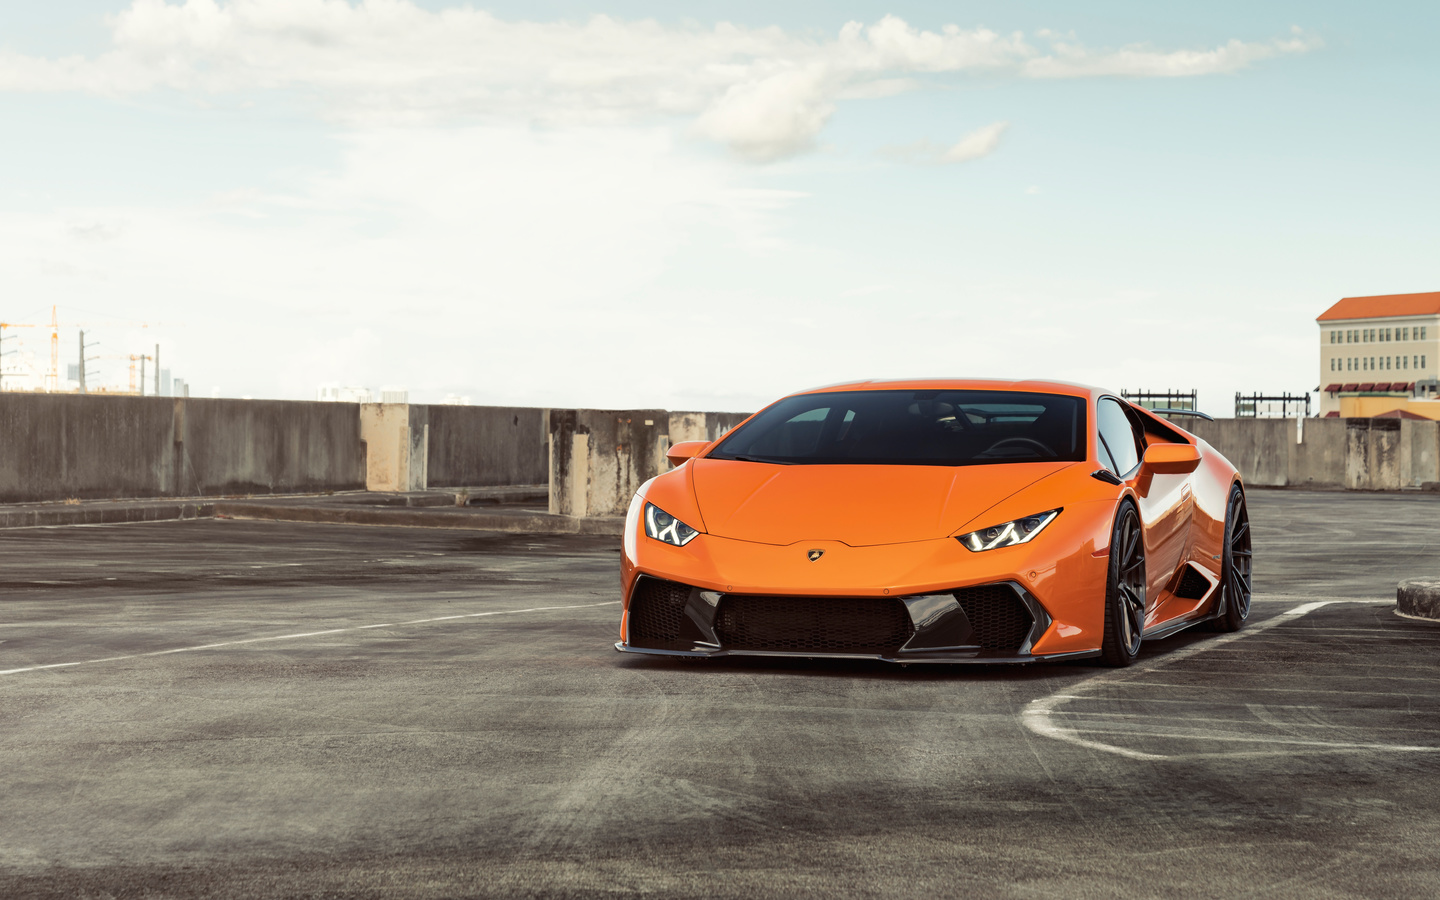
[708,390,1086,466]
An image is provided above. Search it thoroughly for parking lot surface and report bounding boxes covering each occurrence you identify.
[2,490,1440,898]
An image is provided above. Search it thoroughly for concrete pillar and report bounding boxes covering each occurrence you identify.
[549,409,667,517]
[360,403,428,492]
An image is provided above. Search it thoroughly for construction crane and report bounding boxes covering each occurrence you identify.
[1,307,159,391]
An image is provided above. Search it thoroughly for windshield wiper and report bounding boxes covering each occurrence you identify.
[718,455,793,465]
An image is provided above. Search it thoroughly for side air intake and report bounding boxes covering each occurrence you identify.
[1172,564,1213,601]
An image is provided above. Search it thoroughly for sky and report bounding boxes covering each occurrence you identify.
[0,1,1436,414]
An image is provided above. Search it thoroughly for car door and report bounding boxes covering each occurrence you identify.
[1095,398,1194,627]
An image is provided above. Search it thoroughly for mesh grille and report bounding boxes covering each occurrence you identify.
[1174,565,1211,600]
[954,585,1032,651]
[628,579,689,644]
[713,595,914,654]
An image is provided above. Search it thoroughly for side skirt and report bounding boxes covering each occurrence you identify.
[614,642,1102,665]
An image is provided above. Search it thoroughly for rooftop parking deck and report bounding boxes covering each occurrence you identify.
[2,491,1440,898]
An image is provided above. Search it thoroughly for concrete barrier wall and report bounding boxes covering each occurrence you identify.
[0,394,747,505]
[0,395,179,502]
[0,395,365,502]
[9,392,1433,509]
[1179,416,1440,490]
[181,398,365,497]
[423,405,548,488]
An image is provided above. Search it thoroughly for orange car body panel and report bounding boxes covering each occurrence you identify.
[620,379,1242,662]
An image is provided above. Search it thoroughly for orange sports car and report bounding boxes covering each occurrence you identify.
[617,379,1251,667]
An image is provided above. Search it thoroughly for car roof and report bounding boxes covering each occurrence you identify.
[788,378,1102,399]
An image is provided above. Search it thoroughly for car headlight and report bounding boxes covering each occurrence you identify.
[958,509,1061,552]
[644,503,700,546]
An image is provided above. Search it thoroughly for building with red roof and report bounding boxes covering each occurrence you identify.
[1317,292,1439,416]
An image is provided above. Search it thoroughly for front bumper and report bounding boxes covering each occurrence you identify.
[615,576,1099,664]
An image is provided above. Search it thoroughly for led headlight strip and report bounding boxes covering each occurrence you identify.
[958,509,1061,552]
[644,503,700,546]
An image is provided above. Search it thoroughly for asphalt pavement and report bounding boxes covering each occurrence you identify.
[2,489,1439,898]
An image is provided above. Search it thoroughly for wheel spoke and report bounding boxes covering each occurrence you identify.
[1231,521,1249,544]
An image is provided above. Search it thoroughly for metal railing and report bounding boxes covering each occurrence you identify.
[1120,389,1198,411]
[1235,392,1311,418]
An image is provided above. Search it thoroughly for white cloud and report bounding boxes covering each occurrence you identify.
[879,121,1009,166]
[1022,28,1322,79]
[0,3,1319,161]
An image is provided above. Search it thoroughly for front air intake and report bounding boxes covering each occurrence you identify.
[713,595,914,654]
[953,585,1032,651]
[628,578,689,645]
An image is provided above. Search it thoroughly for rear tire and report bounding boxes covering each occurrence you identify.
[1209,486,1252,632]
[1100,501,1146,667]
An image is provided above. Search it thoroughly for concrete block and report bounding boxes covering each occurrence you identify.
[1398,580,1440,621]
[1347,418,1402,490]
[1403,419,1440,487]
[549,409,667,517]
[360,403,427,492]
[1290,416,1347,487]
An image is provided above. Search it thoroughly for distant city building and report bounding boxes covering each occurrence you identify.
[380,387,409,404]
[174,378,189,397]
[161,368,172,396]
[316,384,373,403]
[1318,291,1440,418]
[441,393,472,405]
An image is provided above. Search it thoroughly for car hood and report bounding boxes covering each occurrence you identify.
[689,458,1074,547]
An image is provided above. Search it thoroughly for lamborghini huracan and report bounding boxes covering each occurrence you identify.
[617,380,1252,667]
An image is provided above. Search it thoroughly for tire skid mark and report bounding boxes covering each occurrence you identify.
[1022,599,1440,761]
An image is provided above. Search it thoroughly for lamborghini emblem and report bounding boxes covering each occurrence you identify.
[807,549,825,562]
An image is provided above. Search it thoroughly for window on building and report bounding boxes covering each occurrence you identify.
[1403,327,1410,341]
[1422,327,1429,340]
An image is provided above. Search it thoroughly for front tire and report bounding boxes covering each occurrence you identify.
[1100,501,1147,667]
[1209,486,1252,632]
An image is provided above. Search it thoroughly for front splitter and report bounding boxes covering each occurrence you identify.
[614,642,1099,665]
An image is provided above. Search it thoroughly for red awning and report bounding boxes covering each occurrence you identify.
[1358,382,1375,391]
[1373,382,1392,391]
[1342,383,1359,391]
[1324,383,1342,392]
[1394,382,1412,391]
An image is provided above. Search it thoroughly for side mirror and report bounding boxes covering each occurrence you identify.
[666,440,710,467]
[1140,442,1201,475]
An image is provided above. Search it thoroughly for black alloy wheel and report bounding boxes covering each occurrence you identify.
[1210,486,1253,632]
[1100,502,1147,667]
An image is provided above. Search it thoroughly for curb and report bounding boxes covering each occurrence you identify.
[0,501,215,529]
[213,502,625,536]
[1397,580,1440,621]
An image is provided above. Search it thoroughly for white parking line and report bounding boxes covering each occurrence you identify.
[0,601,620,677]
[1020,599,1436,761]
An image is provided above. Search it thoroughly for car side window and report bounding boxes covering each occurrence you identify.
[1097,398,1142,475]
